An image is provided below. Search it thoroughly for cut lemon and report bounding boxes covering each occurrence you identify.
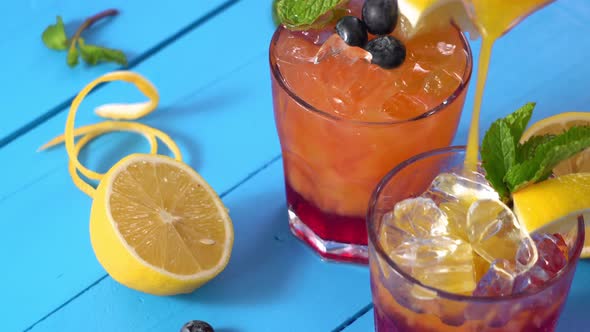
[513,173,590,256]
[519,112,590,257]
[91,153,233,295]
[521,112,590,176]
[397,0,478,38]
[40,71,233,295]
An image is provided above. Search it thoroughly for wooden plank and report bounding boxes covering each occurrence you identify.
[0,0,234,141]
[27,161,372,332]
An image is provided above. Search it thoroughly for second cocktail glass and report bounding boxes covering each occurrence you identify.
[269,18,473,263]
[367,147,584,331]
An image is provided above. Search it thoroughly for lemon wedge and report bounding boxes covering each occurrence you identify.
[521,112,590,176]
[40,71,233,295]
[397,0,479,38]
[513,173,590,256]
[518,112,590,257]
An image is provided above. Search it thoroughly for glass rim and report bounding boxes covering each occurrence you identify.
[367,145,585,303]
[268,24,474,126]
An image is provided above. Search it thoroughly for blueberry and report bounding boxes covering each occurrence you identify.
[362,0,399,35]
[180,320,214,332]
[365,35,406,69]
[335,16,368,47]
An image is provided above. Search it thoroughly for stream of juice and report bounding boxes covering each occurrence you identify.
[464,0,555,172]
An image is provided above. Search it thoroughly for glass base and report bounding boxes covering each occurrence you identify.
[288,208,368,264]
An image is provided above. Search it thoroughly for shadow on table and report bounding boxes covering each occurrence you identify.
[178,190,306,305]
[216,328,240,332]
[154,128,203,170]
[77,133,153,175]
[147,86,250,122]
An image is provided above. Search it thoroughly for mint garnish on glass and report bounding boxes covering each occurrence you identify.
[41,9,127,68]
[481,103,590,202]
[275,0,348,29]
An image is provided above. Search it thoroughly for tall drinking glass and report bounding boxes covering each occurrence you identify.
[367,146,584,331]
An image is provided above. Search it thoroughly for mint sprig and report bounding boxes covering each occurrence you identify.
[41,9,127,68]
[275,0,346,29]
[481,103,590,202]
[481,103,534,198]
[505,126,590,191]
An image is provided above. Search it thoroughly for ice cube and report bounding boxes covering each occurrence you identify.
[381,92,429,120]
[473,259,515,297]
[425,172,499,240]
[513,233,569,294]
[386,197,449,238]
[313,34,372,64]
[275,34,318,64]
[427,173,498,203]
[534,233,569,274]
[512,265,550,294]
[466,199,538,273]
[381,197,476,294]
[293,28,334,45]
[437,41,456,55]
[392,236,466,267]
[422,67,463,99]
[390,236,477,294]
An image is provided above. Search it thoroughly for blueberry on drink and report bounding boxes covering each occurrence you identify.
[365,35,406,69]
[336,16,369,47]
[362,0,399,35]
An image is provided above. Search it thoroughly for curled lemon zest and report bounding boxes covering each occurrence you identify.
[39,71,182,197]
[93,71,159,120]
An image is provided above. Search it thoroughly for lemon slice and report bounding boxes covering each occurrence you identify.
[40,71,233,295]
[513,173,590,255]
[397,0,479,38]
[521,112,590,176]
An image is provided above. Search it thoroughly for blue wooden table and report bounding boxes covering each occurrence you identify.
[1,1,589,331]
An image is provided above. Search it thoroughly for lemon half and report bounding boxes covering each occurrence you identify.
[91,153,233,295]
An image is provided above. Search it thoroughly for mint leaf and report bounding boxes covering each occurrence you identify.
[505,126,590,191]
[276,0,344,28]
[272,0,281,27]
[516,134,554,162]
[504,102,534,148]
[481,119,516,200]
[42,16,67,50]
[67,45,79,67]
[41,9,125,68]
[79,39,127,66]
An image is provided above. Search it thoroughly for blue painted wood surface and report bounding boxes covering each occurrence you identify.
[27,161,372,332]
[1,0,589,331]
[0,0,231,142]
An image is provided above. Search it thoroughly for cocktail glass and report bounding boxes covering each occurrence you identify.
[269,25,473,264]
[367,146,584,331]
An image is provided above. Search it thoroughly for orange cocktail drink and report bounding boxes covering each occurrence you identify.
[269,0,472,263]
